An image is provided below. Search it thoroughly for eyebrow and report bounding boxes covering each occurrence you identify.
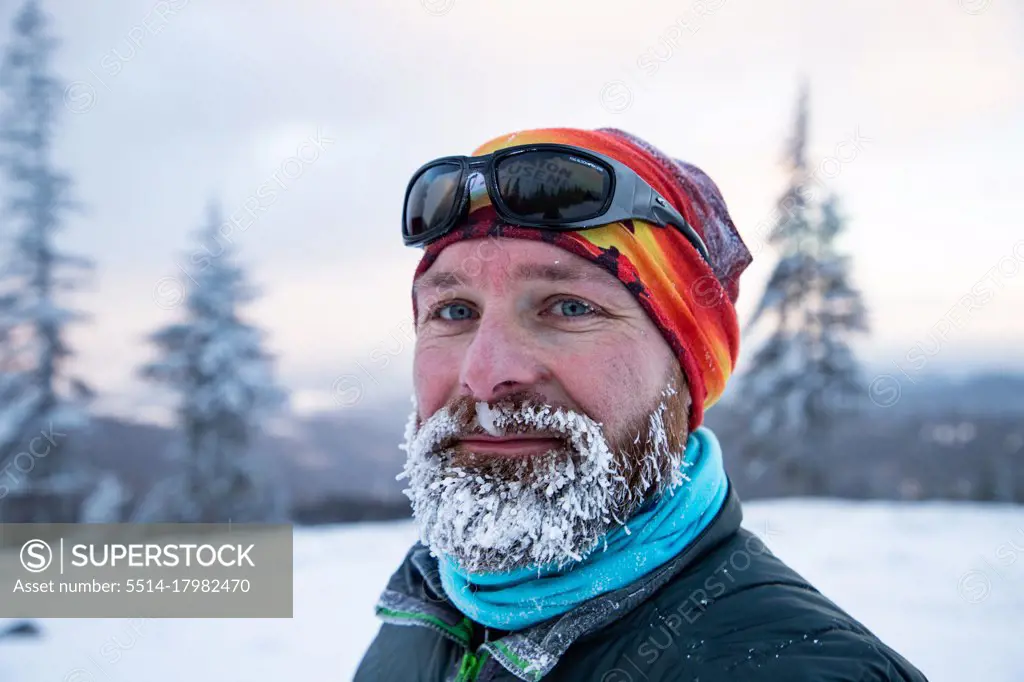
[414,262,610,294]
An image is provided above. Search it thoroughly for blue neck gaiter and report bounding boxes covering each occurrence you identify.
[438,426,729,631]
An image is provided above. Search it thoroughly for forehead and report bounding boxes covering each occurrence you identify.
[414,238,625,295]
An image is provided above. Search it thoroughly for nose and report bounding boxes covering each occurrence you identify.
[459,314,548,403]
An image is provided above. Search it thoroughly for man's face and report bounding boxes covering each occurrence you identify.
[404,238,690,572]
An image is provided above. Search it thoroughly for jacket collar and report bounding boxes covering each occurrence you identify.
[375,482,743,681]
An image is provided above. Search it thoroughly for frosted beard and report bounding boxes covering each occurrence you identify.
[398,379,691,574]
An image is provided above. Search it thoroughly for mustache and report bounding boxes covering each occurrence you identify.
[418,391,578,454]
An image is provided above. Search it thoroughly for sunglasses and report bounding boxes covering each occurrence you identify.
[401,143,710,262]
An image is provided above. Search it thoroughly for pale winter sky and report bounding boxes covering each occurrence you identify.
[4,0,1022,420]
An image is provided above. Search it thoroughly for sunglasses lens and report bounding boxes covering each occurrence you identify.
[495,150,610,222]
[405,162,463,240]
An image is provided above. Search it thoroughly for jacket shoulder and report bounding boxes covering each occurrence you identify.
[354,622,458,682]
[557,529,929,681]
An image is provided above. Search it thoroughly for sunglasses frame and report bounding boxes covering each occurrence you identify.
[402,143,710,263]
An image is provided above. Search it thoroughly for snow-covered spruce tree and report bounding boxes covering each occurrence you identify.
[736,84,868,495]
[810,194,869,417]
[0,0,93,521]
[139,202,287,522]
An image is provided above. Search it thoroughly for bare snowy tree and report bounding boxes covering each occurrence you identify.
[138,201,288,522]
[0,0,93,521]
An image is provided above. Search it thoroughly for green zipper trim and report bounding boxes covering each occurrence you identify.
[455,648,491,682]
[379,607,501,681]
[490,640,541,680]
[377,606,475,647]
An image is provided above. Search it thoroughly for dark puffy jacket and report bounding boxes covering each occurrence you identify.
[355,484,929,681]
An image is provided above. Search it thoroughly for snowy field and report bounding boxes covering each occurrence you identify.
[1,500,1022,681]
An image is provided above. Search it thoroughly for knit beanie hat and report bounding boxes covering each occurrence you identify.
[412,127,753,430]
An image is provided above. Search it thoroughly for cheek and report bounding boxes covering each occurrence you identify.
[555,347,653,431]
[413,339,460,419]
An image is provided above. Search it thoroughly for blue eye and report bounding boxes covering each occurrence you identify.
[437,302,476,321]
[551,299,595,317]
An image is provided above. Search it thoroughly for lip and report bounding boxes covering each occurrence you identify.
[456,435,563,458]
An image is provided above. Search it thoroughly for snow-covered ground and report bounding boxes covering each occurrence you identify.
[1,500,1022,681]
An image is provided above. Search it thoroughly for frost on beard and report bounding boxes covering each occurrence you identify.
[398,391,687,574]
[475,401,504,437]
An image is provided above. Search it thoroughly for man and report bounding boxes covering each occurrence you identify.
[355,128,927,681]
